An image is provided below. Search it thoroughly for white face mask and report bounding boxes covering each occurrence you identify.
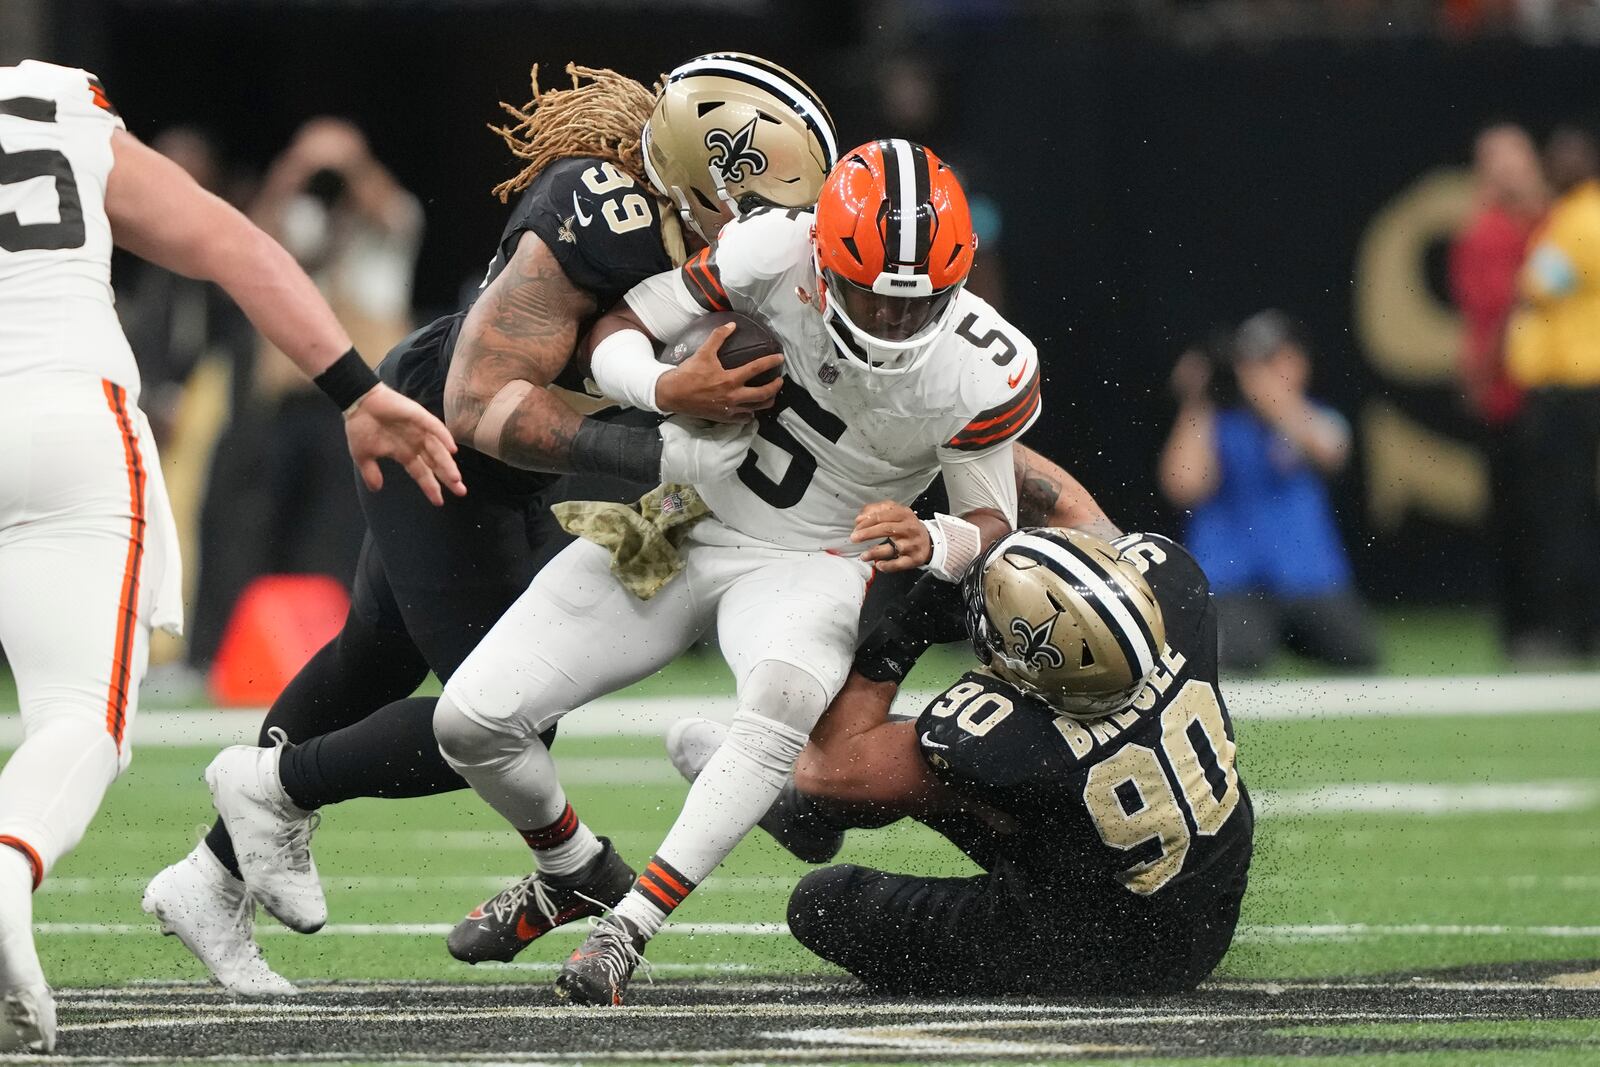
[814,250,963,382]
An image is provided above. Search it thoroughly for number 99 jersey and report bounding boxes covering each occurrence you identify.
[916,533,1253,902]
[0,62,136,393]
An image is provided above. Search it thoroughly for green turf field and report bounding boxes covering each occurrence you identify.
[5,607,1600,1063]
[25,709,1600,987]
[5,697,1599,1064]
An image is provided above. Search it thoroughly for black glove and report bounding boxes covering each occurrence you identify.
[853,574,968,683]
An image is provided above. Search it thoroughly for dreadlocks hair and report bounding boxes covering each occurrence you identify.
[491,63,658,203]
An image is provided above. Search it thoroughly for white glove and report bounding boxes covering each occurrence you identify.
[658,415,757,485]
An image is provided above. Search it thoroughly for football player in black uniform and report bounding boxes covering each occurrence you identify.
[142,54,838,993]
[674,527,1252,994]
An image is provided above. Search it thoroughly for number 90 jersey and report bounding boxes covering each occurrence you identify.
[622,208,1042,551]
[917,534,1253,900]
[0,62,137,392]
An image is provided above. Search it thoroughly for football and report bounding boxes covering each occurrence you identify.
[657,310,784,387]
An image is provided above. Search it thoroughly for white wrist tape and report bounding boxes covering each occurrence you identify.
[921,513,983,582]
[590,329,669,413]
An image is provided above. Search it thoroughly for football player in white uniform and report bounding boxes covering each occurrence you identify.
[432,139,1045,1004]
[0,60,463,1048]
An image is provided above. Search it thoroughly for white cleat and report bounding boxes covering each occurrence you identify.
[0,985,55,1053]
[205,728,327,933]
[142,844,298,997]
[665,718,728,783]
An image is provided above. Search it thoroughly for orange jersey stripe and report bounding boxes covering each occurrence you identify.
[951,388,1041,449]
[958,371,1040,435]
[694,251,728,300]
[101,381,146,751]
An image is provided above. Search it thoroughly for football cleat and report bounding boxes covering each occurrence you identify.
[666,719,843,864]
[553,913,648,1006]
[205,728,326,933]
[448,838,634,964]
[141,844,298,997]
[0,984,55,1053]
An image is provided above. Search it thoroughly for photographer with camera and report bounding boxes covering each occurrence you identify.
[1158,310,1378,673]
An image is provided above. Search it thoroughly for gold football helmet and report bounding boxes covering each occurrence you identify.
[642,52,838,242]
[964,528,1166,719]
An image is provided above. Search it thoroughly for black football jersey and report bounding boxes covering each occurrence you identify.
[915,534,1252,900]
[379,157,673,493]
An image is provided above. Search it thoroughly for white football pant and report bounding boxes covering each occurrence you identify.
[0,378,179,884]
[436,519,870,889]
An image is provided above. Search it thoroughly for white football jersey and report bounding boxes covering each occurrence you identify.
[0,61,137,393]
[626,208,1042,552]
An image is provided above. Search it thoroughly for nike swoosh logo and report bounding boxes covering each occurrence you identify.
[571,192,593,227]
[1007,362,1030,389]
[920,732,949,751]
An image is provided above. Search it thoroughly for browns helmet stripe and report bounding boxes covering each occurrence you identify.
[1008,540,1155,682]
[909,143,932,267]
[668,56,838,167]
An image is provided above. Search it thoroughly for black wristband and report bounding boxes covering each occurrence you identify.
[312,348,380,411]
[570,419,664,483]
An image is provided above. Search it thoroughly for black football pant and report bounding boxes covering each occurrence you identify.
[787,861,1245,996]
[1214,588,1378,674]
[1515,386,1600,654]
[204,454,641,877]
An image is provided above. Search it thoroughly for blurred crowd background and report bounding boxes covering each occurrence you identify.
[5,0,1600,692]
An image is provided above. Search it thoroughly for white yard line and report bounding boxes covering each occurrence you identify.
[36,921,1600,940]
[1254,781,1600,816]
[7,671,1600,747]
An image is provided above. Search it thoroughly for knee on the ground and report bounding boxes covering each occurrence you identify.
[786,864,866,956]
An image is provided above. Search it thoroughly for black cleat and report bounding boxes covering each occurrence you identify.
[447,838,634,964]
[553,913,647,1006]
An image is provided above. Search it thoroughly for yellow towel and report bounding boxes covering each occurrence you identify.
[552,484,711,600]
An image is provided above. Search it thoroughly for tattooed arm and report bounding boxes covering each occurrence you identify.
[443,231,599,471]
[1013,445,1122,539]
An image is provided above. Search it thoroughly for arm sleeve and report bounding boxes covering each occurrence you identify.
[853,574,970,683]
[938,440,1019,524]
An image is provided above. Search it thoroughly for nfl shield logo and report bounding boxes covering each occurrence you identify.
[818,362,840,386]
[660,491,685,515]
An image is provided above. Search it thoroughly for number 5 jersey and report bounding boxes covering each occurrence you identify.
[0,61,135,392]
[619,207,1044,551]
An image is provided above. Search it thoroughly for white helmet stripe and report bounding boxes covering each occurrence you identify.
[671,56,838,166]
[889,138,918,274]
[1017,533,1157,679]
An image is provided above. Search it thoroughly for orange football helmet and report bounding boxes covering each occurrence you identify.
[813,139,975,373]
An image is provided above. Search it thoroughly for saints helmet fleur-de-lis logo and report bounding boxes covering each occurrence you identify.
[704,118,769,183]
[1010,615,1066,671]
